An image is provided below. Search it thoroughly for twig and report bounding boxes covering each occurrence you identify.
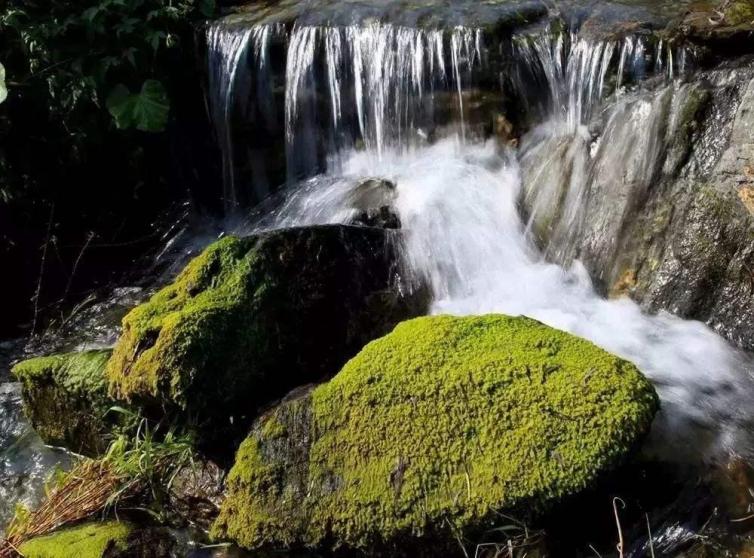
[61,231,95,303]
[613,497,626,558]
[646,513,655,558]
[31,204,55,336]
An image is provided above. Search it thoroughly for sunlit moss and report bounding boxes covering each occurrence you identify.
[18,521,132,558]
[12,350,113,455]
[105,227,426,454]
[213,314,659,552]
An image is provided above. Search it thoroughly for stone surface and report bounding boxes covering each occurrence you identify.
[106,225,428,456]
[11,350,114,456]
[212,314,659,555]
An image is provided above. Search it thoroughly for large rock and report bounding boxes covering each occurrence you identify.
[212,315,659,555]
[11,350,114,456]
[106,225,427,456]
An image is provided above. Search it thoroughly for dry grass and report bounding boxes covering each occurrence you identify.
[0,459,137,557]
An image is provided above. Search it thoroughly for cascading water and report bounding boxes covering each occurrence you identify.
[260,138,754,461]
[207,20,485,205]
[223,23,754,462]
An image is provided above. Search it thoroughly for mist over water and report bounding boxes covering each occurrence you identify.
[261,137,754,462]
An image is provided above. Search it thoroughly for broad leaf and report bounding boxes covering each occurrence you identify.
[0,63,7,104]
[106,80,169,132]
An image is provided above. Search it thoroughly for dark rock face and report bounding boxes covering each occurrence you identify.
[106,225,429,458]
[346,179,402,229]
[168,460,225,532]
[521,63,754,352]
[630,75,754,349]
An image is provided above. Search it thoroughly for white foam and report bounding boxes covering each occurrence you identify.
[265,137,754,461]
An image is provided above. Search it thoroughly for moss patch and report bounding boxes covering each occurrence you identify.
[12,349,114,455]
[213,314,659,553]
[726,0,754,25]
[18,521,132,558]
[106,226,427,456]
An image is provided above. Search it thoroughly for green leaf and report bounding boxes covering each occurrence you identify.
[106,80,169,132]
[199,0,216,17]
[0,63,7,104]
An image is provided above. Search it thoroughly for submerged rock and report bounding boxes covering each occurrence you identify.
[212,314,659,554]
[11,350,114,456]
[106,225,427,456]
[347,179,401,229]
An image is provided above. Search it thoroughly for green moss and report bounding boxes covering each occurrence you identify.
[12,350,114,455]
[105,226,426,455]
[727,0,754,25]
[213,315,659,552]
[106,235,257,406]
[18,521,132,558]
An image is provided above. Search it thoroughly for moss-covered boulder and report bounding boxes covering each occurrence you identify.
[12,350,114,456]
[17,521,132,558]
[212,314,659,555]
[16,521,176,558]
[106,225,427,455]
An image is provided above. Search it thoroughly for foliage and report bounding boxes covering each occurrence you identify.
[0,0,217,337]
[103,412,196,518]
[0,414,195,555]
[0,0,214,133]
[107,79,169,132]
[213,314,660,552]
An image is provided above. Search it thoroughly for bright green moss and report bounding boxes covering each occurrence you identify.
[12,350,114,455]
[214,315,659,552]
[105,226,427,456]
[106,235,257,406]
[18,521,132,558]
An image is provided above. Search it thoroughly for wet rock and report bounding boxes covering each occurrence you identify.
[11,350,115,456]
[212,315,659,555]
[168,460,225,532]
[346,179,401,229]
[106,225,428,458]
[0,382,71,535]
[626,76,754,350]
[681,0,754,51]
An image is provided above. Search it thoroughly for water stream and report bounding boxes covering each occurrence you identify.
[211,21,754,462]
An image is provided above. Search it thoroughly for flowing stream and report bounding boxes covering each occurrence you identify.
[208,20,754,462]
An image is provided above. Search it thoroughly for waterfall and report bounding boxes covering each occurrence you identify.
[207,21,485,202]
[218,21,754,461]
[513,33,698,268]
[260,135,754,461]
[283,23,483,160]
[207,23,283,212]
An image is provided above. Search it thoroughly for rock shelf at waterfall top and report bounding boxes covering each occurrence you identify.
[222,0,743,31]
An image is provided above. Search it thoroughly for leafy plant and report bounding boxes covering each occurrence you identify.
[0,0,217,333]
[107,79,169,132]
[1,0,215,133]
